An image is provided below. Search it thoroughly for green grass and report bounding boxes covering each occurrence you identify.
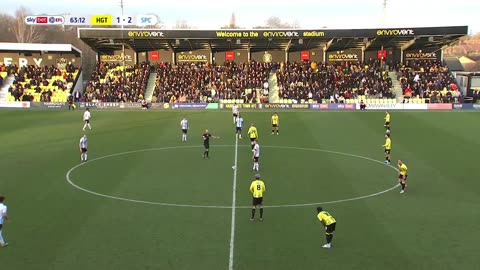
[0,110,479,270]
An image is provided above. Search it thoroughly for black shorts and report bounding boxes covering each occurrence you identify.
[385,149,391,155]
[204,143,209,150]
[385,122,390,126]
[81,148,87,153]
[250,138,256,142]
[182,129,188,134]
[253,156,259,162]
[326,223,336,234]
[0,224,3,230]
[236,127,242,132]
[252,197,263,206]
[272,124,278,128]
[85,119,90,124]
[398,174,408,181]
[233,113,238,117]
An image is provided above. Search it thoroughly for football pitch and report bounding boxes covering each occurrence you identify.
[0,109,479,270]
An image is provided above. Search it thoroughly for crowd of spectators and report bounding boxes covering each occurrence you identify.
[152,61,273,103]
[276,60,394,103]
[151,60,394,104]
[397,60,462,103]
[83,62,150,102]
[7,63,78,102]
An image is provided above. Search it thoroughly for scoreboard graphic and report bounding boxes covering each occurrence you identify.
[24,15,158,26]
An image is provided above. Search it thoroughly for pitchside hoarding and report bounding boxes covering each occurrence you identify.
[453,104,480,110]
[0,101,30,108]
[354,103,428,110]
[310,104,356,110]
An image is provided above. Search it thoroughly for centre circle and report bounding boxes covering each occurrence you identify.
[66,145,399,208]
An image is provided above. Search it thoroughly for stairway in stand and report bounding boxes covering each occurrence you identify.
[391,72,404,103]
[144,72,157,101]
[0,74,15,102]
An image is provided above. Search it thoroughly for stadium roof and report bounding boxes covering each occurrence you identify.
[78,26,468,53]
[0,43,82,54]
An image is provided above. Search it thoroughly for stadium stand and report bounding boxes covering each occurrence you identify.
[152,61,273,104]
[6,64,79,102]
[84,62,150,102]
[397,60,462,103]
[275,60,394,104]
[152,60,396,104]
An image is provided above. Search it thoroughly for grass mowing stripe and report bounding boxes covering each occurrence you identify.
[229,135,239,270]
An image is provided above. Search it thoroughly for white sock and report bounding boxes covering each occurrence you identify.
[84,154,88,161]
[88,124,91,129]
[0,230,5,245]
[83,123,87,129]
[255,163,259,171]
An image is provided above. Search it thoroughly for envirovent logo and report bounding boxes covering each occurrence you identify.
[328,52,359,61]
[127,31,164,37]
[405,52,437,59]
[177,54,208,62]
[263,31,299,38]
[376,29,415,36]
[101,55,133,61]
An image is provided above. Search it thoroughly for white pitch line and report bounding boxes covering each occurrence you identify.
[228,136,239,270]
[65,145,399,209]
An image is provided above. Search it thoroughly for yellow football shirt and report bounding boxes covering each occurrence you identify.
[272,115,279,125]
[248,126,258,139]
[317,211,336,225]
[399,164,408,175]
[383,138,392,150]
[385,113,391,122]
[249,180,266,198]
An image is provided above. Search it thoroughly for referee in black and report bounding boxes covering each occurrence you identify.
[202,129,219,159]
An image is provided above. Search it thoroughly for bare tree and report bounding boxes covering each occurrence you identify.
[254,16,300,29]
[0,14,16,42]
[174,20,193,29]
[10,7,46,43]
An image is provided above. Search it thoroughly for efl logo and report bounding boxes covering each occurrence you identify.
[48,16,65,24]
[36,16,48,23]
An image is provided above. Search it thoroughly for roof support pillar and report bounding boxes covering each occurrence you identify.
[324,38,334,51]
[401,38,416,51]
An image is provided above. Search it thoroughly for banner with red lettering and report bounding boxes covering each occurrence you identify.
[149,51,159,61]
[225,51,235,61]
[301,51,310,61]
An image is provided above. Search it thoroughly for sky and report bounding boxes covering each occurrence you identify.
[3,0,479,33]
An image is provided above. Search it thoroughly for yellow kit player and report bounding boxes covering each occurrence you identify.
[384,111,391,133]
[271,112,279,135]
[397,160,408,194]
[382,133,392,165]
[249,174,266,221]
[247,123,258,149]
[316,207,337,249]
